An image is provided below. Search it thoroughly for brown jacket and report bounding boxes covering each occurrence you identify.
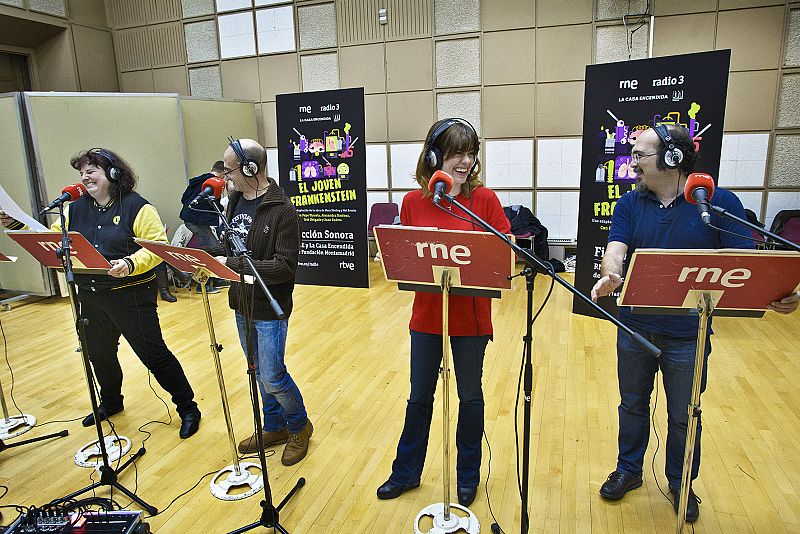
[213,181,301,321]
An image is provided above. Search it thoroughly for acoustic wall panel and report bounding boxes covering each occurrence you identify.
[115,27,152,71]
[149,22,186,67]
[0,94,51,295]
[24,93,188,234]
[336,0,382,45]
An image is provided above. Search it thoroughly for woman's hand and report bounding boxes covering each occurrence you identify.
[108,259,130,278]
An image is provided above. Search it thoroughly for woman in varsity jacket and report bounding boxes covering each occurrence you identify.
[2,148,201,439]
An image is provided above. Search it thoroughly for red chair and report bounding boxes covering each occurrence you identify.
[368,202,399,237]
[368,202,399,258]
[769,209,800,247]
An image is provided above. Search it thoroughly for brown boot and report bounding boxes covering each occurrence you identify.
[237,428,290,454]
[281,420,313,466]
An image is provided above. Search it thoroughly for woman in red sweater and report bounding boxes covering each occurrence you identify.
[377,119,511,507]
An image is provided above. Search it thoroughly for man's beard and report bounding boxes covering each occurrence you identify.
[634,176,648,192]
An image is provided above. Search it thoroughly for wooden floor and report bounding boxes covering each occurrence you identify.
[0,262,799,533]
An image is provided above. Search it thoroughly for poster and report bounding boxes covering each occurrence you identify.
[572,51,731,318]
[276,88,368,288]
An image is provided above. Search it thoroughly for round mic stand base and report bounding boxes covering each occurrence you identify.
[414,503,480,534]
[211,462,264,501]
[74,435,132,468]
[0,414,36,439]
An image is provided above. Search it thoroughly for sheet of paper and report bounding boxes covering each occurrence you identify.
[0,185,48,231]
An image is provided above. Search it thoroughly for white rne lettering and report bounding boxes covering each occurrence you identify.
[38,241,59,252]
[415,242,473,265]
[166,250,206,266]
[429,243,448,259]
[678,266,752,288]
[450,245,470,265]
[720,268,750,288]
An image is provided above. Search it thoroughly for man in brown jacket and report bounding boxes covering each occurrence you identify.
[212,138,312,466]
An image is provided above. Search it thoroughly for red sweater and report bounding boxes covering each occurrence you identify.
[400,186,511,336]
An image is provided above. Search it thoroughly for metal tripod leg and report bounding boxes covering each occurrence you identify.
[676,292,713,534]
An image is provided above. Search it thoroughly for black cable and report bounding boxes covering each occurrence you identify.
[147,469,219,517]
[705,222,771,247]
[0,317,25,418]
[650,366,671,503]
[483,430,505,534]
[35,415,83,427]
[433,200,474,225]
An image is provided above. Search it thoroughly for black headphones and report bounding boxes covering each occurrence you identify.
[653,124,684,169]
[90,148,121,182]
[424,118,480,176]
[228,136,259,177]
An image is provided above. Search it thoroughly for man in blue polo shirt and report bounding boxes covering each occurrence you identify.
[591,125,799,523]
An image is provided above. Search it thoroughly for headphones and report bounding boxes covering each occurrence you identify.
[228,136,259,177]
[90,148,121,182]
[424,118,480,176]
[653,124,684,169]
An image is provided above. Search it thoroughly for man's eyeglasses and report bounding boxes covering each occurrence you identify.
[631,153,659,164]
[221,167,238,177]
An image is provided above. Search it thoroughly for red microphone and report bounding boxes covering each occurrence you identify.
[684,172,715,224]
[40,183,87,214]
[189,176,226,206]
[428,170,453,205]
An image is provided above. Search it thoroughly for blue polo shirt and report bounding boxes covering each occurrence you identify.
[608,186,753,337]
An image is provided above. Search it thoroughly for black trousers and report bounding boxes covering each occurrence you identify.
[77,281,197,417]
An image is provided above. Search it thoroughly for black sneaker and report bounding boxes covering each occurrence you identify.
[599,471,643,500]
[670,486,700,523]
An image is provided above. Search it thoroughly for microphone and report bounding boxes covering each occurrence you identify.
[189,176,225,207]
[684,172,715,225]
[428,170,453,205]
[40,183,87,214]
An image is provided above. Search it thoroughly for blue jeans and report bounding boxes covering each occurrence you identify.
[235,313,308,433]
[616,325,711,488]
[390,331,489,489]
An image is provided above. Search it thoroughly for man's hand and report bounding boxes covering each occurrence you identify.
[591,273,623,302]
[108,259,130,278]
[214,256,227,265]
[767,291,800,314]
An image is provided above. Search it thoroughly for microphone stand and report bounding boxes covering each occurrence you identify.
[706,203,800,252]
[206,199,304,534]
[438,193,661,534]
[47,204,155,515]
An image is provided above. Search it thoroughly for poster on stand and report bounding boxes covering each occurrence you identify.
[276,88,368,288]
[572,50,731,318]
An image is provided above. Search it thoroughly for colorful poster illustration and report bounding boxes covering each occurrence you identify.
[276,88,368,288]
[572,51,731,318]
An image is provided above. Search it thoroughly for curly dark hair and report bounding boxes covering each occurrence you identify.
[70,148,137,199]
[654,124,698,176]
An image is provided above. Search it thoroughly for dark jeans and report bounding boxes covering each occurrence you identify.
[616,325,711,488]
[77,281,198,417]
[390,330,489,489]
